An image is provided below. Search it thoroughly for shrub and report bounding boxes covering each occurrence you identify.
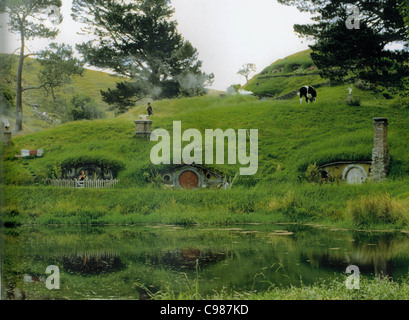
[65,93,106,121]
[346,96,361,106]
[390,97,409,110]
[346,193,409,227]
[0,84,16,111]
[354,78,371,90]
[226,84,241,95]
[280,191,314,222]
[305,163,321,183]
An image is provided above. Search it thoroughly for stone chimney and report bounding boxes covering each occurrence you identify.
[134,115,152,138]
[370,118,390,181]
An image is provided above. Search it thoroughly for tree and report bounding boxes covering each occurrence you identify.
[72,0,213,113]
[0,83,16,114]
[66,93,105,121]
[237,63,256,84]
[37,43,85,103]
[400,0,409,34]
[278,0,409,90]
[0,55,17,113]
[0,0,62,131]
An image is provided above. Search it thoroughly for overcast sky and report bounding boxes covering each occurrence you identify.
[0,0,314,91]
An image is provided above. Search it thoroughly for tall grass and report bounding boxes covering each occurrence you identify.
[346,193,409,228]
[3,180,409,228]
[162,276,409,300]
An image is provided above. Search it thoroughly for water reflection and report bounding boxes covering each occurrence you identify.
[2,224,409,300]
[317,232,406,279]
[156,248,229,270]
[62,251,125,275]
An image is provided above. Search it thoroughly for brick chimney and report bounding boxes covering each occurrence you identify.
[370,118,390,181]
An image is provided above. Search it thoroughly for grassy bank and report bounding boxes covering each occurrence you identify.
[149,275,409,300]
[3,179,409,229]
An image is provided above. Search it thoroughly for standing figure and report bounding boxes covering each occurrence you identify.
[146,102,153,116]
[79,170,87,181]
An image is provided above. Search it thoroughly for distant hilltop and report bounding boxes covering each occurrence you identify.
[243,50,326,99]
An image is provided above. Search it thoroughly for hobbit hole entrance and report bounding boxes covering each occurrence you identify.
[178,170,200,190]
[160,165,228,190]
[342,164,368,185]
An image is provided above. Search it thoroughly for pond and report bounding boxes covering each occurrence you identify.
[2,223,409,300]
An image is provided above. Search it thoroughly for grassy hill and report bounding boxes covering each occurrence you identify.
[243,50,326,98]
[4,89,409,184]
[0,53,124,135]
[2,50,409,227]
[1,54,226,136]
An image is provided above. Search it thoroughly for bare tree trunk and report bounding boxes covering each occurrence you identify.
[15,27,25,132]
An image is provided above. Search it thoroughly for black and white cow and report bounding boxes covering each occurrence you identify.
[299,86,317,103]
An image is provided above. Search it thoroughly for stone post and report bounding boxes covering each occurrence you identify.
[4,130,11,146]
[370,118,390,181]
[134,115,152,138]
[2,121,11,146]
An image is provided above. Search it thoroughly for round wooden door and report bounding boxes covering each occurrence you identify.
[346,167,364,184]
[178,170,199,190]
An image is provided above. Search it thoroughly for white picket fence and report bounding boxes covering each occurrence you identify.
[43,179,119,189]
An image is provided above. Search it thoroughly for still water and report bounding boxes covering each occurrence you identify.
[2,223,409,299]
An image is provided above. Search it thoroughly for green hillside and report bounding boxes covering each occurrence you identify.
[243,50,327,98]
[1,54,225,136]
[0,54,128,136]
[4,89,409,184]
[3,50,409,227]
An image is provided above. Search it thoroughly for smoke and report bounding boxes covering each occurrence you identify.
[226,85,253,96]
[238,89,253,96]
[178,73,209,91]
[226,86,237,95]
[150,86,163,99]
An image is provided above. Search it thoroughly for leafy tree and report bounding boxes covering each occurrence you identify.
[0,54,17,85]
[226,84,241,95]
[400,0,409,33]
[237,63,256,84]
[278,0,409,90]
[0,83,16,114]
[0,0,62,131]
[0,55,17,113]
[66,93,106,122]
[72,0,214,113]
[37,43,85,103]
